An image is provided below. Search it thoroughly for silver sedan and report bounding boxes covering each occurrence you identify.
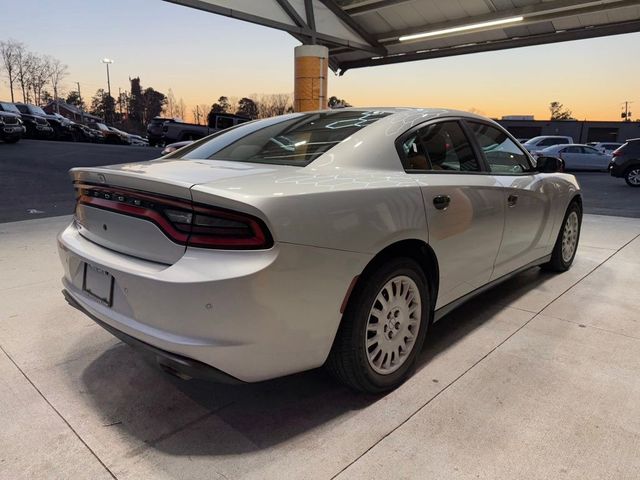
[537,143,611,171]
[59,108,582,392]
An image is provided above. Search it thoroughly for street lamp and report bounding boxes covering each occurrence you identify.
[101,58,113,123]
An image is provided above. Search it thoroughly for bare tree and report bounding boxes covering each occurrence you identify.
[49,57,68,110]
[164,88,176,117]
[253,93,293,118]
[14,45,33,103]
[28,55,53,105]
[176,97,186,121]
[0,40,22,102]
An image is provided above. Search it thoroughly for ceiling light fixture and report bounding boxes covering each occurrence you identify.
[399,16,524,42]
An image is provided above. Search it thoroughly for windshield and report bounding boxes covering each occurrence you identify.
[181,110,390,166]
[0,102,21,113]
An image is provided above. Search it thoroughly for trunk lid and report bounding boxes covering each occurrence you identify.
[71,159,287,264]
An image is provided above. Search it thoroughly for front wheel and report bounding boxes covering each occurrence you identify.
[327,258,430,393]
[624,167,640,187]
[542,201,582,272]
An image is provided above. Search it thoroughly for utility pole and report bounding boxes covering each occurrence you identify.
[101,58,114,123]
[196,105,200,125]
[77,81,84,124]
[621,101,633,122]
[118,87,123,120]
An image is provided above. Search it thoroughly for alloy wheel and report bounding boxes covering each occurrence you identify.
[627,168,640,186]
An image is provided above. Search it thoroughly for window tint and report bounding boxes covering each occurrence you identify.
[401,121,479,172]
[183,110,390,166]
[583,146,600,154]
[469,122,532,173]
[216,116,234,130]
[565,146,581,153]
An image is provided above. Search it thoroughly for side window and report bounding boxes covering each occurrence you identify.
[216,116,234,130]
[469,122,533,174]
[565,146,581,153]
[557,138,569,144]
[401,121,480,172]
[583,146,600,154]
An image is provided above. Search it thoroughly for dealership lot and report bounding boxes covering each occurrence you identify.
[1,213,639,479]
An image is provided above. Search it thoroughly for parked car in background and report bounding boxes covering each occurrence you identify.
[0,101,52,139]
[161,140,193,155]
[108,127,131,145]
[160,113,250,144]
[0,110,25,143]
[609,138,640,186]
[522,135,574,155]
[59,108,582,393]
[129,134,149,146]
[15,103,74,140]
[587,142,622,155]
[147,117,177,146]
[535,144,610,171]
[87,122,122,144]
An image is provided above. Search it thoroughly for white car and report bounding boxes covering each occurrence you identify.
[522,135,574,155]
[59,108,582,392]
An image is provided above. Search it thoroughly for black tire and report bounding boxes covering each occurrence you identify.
[624,166,640,187]
[326,257,430,393]
[541,200,582,272]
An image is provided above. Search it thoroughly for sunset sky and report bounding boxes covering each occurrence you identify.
[2,0,639,122]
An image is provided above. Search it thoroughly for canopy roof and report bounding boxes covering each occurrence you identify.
[166,0,640,73]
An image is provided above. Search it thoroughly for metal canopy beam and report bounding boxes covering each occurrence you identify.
[164,0,380,53]
[343,0,413,16]
[377,0,637,43]
[339,19,640,73]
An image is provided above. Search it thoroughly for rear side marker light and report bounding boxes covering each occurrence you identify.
[75,183,273,250]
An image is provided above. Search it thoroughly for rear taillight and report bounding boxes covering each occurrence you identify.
[75,183,272,249]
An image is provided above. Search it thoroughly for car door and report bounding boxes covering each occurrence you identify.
[466,121,555,279]
[581,145,609,170]
[559,146,584,170]
[398,120,505,309]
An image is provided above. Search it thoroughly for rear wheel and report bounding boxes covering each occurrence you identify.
[542,201,582,272]
[327,258,430,393]
[624,167,640,187]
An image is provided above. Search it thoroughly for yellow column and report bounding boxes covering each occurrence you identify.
[294,45,329,112]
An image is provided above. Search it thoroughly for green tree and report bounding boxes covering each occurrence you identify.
[66,90,86,110]
[90,88,115,121]
[142,87,166,124]
[236,97,258,118]
[549,101,573,120]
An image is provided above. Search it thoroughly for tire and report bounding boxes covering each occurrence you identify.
[326,257,430,393]
[541,200,582,272]
[624,166,640,187]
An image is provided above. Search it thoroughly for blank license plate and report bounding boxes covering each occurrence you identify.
[83,263,114,306]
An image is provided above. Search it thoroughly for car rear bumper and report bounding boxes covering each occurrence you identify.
[58,221,371,382]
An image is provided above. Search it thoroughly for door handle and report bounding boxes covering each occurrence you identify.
[433,195,451,210]
[507,194,518,207]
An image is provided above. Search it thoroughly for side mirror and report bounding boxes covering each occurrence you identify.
[536,156,564,173]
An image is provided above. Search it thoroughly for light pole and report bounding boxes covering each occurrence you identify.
[101,58,113,123]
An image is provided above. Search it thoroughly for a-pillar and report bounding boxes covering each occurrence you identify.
[294,45,329,112]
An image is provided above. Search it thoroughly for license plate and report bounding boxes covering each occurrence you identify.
[83,263,114,306]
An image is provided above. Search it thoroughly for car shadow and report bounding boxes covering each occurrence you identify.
[78,266,553,456]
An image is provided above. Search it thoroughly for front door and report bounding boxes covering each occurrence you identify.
[466,121,554,278]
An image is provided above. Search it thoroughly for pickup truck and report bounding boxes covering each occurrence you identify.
[157,113,250,145]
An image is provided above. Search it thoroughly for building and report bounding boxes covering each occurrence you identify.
[497,118,640,143]
[43,100,102,124]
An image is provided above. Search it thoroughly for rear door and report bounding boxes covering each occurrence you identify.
[466,121,554,278]
[398,119,505,309]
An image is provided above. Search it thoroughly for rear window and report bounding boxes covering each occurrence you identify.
[620,140,640,153]
[182,110,390,166]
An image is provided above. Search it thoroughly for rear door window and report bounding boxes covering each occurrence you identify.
[401,121,480,172]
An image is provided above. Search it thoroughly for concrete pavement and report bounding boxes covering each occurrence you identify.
[0,214,639,479]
